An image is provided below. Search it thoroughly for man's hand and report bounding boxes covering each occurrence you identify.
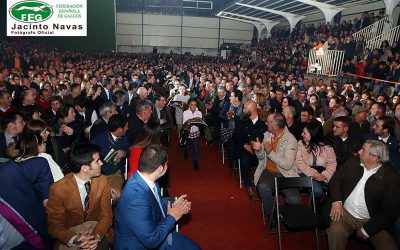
[75,231,98,250]
[114,150,126,161]
[356,229,368,241]
[251,137,262,152]
[167,195,191,221]
[330,202,344,221]
[263,139,272,154]
[61,125,74,135]
[243,143,253,154]
[226,110,234,119]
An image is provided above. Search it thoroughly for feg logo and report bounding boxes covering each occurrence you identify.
[9,1,53,23]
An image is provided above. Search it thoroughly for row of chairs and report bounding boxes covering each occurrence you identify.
[219,138,320,250]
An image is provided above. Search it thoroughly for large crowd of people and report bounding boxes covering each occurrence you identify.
[0,9,400,250]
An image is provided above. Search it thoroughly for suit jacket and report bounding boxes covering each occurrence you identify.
[127,114,156,144]
[0,132,7,158]
[152,106,173,133]
[91,131,130,175]
[329,156,400,236]
[46,173,113,245]
[254,127,299,185]
[90,118,108,141]
[114,171,176,249]
[363,133,400,172]
[0,158,53,249]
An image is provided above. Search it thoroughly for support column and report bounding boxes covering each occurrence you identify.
[293,0,344,23]
[383,0,400,24]
[262,21,279,38]
[254,23,265,41]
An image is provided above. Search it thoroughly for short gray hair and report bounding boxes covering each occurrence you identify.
[136,99,153,114]
[99,102,115,117]
[365,140,390,164]
[332,107,349,119]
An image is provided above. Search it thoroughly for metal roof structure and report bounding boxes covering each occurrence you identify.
[215,0,388,32]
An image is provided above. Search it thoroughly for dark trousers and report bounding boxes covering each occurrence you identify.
[239,148,258,187]
[257,169,300,216]
[184,137,199,163]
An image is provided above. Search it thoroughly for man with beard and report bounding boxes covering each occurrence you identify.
[233,100,267,198]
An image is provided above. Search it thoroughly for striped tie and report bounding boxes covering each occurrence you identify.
[84,181,91,216]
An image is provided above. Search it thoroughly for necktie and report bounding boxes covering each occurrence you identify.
[152,186,165,217]
[12,136,18,143]
[84,181,91,216]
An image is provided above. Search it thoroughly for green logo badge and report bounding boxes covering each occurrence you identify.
[9,1,53,23]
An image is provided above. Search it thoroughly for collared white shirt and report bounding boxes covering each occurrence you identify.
[4,132,17,146]
[73,175,90,210]
[344,163,381,220]
[378,136,389,143]
[137,171,165,216]
[110,133,119,142]
[251,116,259,125]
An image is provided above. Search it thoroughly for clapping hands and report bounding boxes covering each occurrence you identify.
[167,195,191,221]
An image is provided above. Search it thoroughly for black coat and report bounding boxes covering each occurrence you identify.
[328,156,400,237]
[233,117,267,147]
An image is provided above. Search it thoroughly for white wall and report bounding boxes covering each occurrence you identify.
[276,1,399,28]
[116,13,253,55]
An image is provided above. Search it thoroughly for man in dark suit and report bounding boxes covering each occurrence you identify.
[153,94,173,147]
[364,116,400,173]
[127,99,155,144]
[114,145,200,250]
[46,144,113,249]
[112,90,134,118]
[91,114,130,176]
[327,140,399,250]
[0,112,25,158]
[90,102,117,140]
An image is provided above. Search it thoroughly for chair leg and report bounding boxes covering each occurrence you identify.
[238,160,242,189]
[221,143,225,165]
[276,203,282,250]
[315,228,320,250]
[261,202,265,225]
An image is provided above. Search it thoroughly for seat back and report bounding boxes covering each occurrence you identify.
[273,176,320,250]
[274,176,316,213]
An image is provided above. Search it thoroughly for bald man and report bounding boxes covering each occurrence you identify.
[232,100,267,198]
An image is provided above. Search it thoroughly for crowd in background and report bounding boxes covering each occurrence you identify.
[0,9,400,250]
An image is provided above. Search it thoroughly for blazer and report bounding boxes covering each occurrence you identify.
[0,132,7,158]
[363,133,400,173]
[329,156,400,237]
[0,159,53,249]
[90,118,108,141]
[254,127,299,185]
[114,171,176,249]
[91,131,130,175]
[46,173,113,245]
